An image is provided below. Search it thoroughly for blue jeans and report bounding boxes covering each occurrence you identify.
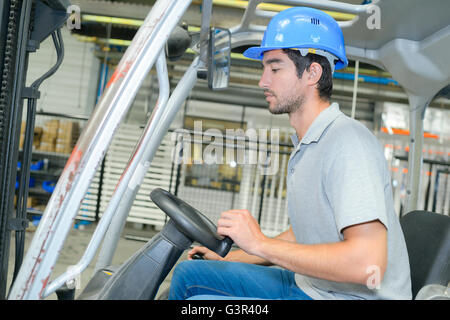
[168,260,312,300]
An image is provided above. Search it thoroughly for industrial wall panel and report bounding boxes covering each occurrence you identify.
[98,123,177,227]
[26,28,98,116]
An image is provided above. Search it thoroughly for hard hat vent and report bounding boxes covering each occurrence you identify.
[310,18,320,25]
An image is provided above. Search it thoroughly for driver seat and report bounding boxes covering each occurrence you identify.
[400,210,450,299]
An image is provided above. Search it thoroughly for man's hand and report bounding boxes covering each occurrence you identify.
[217,209,268,256]
[188,226,295,265]
[187,246,224,260]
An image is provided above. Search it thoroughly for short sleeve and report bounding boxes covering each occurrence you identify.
[324,139,388,236]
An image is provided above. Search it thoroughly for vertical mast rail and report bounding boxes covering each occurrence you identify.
[42,50,169,298]
[93,50,169,273]
[94,55,201,272]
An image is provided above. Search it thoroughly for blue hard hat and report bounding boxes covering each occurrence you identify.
[243,7,348,70]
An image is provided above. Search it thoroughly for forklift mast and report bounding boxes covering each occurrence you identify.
[0,0,69,299]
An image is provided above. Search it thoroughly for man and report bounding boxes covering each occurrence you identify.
[169,7,412,300]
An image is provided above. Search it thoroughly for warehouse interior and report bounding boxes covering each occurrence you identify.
[0,0,449,301]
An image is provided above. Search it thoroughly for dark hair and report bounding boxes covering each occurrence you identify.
[283,49,333,101]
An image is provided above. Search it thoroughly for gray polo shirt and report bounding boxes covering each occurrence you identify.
[287,103,412,300]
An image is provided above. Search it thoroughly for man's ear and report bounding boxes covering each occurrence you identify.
[307,62,323,86]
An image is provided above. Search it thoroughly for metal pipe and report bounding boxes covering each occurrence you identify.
[93,51,170,273]
[12,28,65,283]
[44,51,170,296]
[210,0,357,21]
[198,0,213,65]
[9,0,192,300]
[405,95,430,213]
[238,0,262,31]
[274,133,289,233]
[0,0,34,299]
[265,0,372,14]
[95,58,200,273]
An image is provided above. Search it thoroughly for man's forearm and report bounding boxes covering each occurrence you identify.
[254,222,387,285]
[224,248,270,265]
[255,238,365,283]
[224,227,296,265]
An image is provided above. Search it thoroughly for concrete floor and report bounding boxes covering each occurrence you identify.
[6,221,188,300]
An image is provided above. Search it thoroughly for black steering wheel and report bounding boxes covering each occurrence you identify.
[150,188,233,257]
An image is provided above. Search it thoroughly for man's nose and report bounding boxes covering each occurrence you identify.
[258,68,270,89]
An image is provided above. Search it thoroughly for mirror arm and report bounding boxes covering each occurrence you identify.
[198,0,213,66]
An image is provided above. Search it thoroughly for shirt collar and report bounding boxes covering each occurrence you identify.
[290,102,342,147]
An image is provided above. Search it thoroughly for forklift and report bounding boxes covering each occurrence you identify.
[0,0,449,300]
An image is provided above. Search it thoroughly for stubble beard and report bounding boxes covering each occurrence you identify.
[268,91,305,115]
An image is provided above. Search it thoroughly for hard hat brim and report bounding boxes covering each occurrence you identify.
[243,45,348,70]
[243,46,273,61]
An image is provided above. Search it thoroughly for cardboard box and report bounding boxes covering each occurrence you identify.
[14,195,38,208]
[19,132,25,150]
[27,196,38,208]
[19,122,26,149]
[39,120,60,152]
[19,123,43,150]
[55,121,79,154]
[33,126,42,149]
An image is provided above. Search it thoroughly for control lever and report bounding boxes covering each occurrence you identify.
[192,253,204,260]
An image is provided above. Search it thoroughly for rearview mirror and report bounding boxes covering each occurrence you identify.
[207,28,231,90]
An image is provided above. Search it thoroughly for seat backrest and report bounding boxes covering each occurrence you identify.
[400,210,450,298]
